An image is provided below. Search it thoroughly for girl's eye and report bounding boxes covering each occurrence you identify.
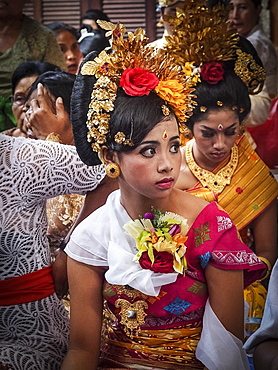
[225,129,236,136]
[170,142,180,153]
[201,131,214,138]
[140,147,156,158]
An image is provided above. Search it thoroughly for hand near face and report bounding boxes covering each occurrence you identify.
[26,83,74,144]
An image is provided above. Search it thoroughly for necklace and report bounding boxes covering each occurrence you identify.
[185,139,238,194]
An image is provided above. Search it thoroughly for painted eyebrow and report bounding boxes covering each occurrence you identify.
[139,135,180,147]
[200,123,237,131]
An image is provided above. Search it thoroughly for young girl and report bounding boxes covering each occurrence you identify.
[61,20,266,370]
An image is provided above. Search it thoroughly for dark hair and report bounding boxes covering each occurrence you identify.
[80,9,110,27]
[78,28,110,57]
[70,52,175,166]
[79,9,111,56]
[186,35,264,131]
[12,61,62,94]
[107,90,172,152]
[186,71,251,132]
[28,71,76,115]
[46,22,79,40]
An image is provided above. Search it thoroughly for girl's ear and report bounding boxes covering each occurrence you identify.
[99,146,119,165]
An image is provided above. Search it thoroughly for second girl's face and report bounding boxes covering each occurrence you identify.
[114,115,181,201]
[193,108,240,168]
[56,30,83,74]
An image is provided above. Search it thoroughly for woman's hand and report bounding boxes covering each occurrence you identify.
[26,83,73,144]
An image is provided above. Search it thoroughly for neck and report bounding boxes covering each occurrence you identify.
[119,187,178,221]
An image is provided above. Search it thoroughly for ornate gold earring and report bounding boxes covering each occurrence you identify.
[105,163,121,178]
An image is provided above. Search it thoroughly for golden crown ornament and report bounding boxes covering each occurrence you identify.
[80,21,196,152]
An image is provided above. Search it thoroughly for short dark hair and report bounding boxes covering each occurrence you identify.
[28,71,76,115]
[12,61,62,94]
[107,90,174,152]
[80,9,110,26]
[46,22,79,40]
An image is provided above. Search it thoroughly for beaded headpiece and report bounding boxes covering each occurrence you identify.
[163,0,266,97]
[80,21,195,152]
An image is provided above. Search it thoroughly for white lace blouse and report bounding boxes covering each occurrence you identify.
[0,134,105,280]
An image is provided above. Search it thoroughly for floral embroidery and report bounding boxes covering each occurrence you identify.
[187,282,207,297]
[217,216,233,232]
[164,297,191,316]
[147,290,167,304]
[252,204,259,211]
[194,222,211,247]
[199,251,211,268]
[236,187,243,194]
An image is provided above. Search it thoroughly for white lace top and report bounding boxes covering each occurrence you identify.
[0,134,105,280]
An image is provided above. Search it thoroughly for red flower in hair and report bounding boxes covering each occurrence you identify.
[200,62,224,84]
[120,67,159,96]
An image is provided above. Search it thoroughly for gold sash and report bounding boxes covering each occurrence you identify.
[104,326,203,369]
[186,135,278,230]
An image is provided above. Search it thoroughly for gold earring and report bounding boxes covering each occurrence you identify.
[105,163,121,178]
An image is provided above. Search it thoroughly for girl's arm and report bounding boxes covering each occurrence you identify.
[205,264,245,341]
[252,200,277,267]
[61,258,105,370]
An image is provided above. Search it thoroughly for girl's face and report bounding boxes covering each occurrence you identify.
[12,75,38,132]
[56,31,83,74]
[114,115,181,202]
[192,108,240,169]
[228,0,261,38]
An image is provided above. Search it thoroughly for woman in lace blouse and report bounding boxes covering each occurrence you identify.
[0,112,107,368]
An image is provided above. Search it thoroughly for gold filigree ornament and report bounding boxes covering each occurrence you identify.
[234,49,266,95]
[163,0,266,94]
[186,139,239,194]
[80,21,196,152]
[115,299,148,338]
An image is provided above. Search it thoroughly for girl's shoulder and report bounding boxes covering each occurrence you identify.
[173,188,210,227]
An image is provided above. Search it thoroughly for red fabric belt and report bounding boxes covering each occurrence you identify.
[0,266,55,306]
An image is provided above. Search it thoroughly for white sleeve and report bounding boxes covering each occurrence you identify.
[196,299,250,370]
[244,85,271,127]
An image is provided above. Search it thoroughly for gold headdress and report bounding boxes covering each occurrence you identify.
[163,0,266,94]
[80,21,195,152]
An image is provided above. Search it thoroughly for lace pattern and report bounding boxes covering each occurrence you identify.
[0,134,105,368]
[0,294,69,370]
[0,135,105,280]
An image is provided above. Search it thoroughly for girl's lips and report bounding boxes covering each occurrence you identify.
[156,178,174,189]
[211,152,226,159]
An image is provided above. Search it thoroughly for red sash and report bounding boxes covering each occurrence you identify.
[0,266,55,306]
